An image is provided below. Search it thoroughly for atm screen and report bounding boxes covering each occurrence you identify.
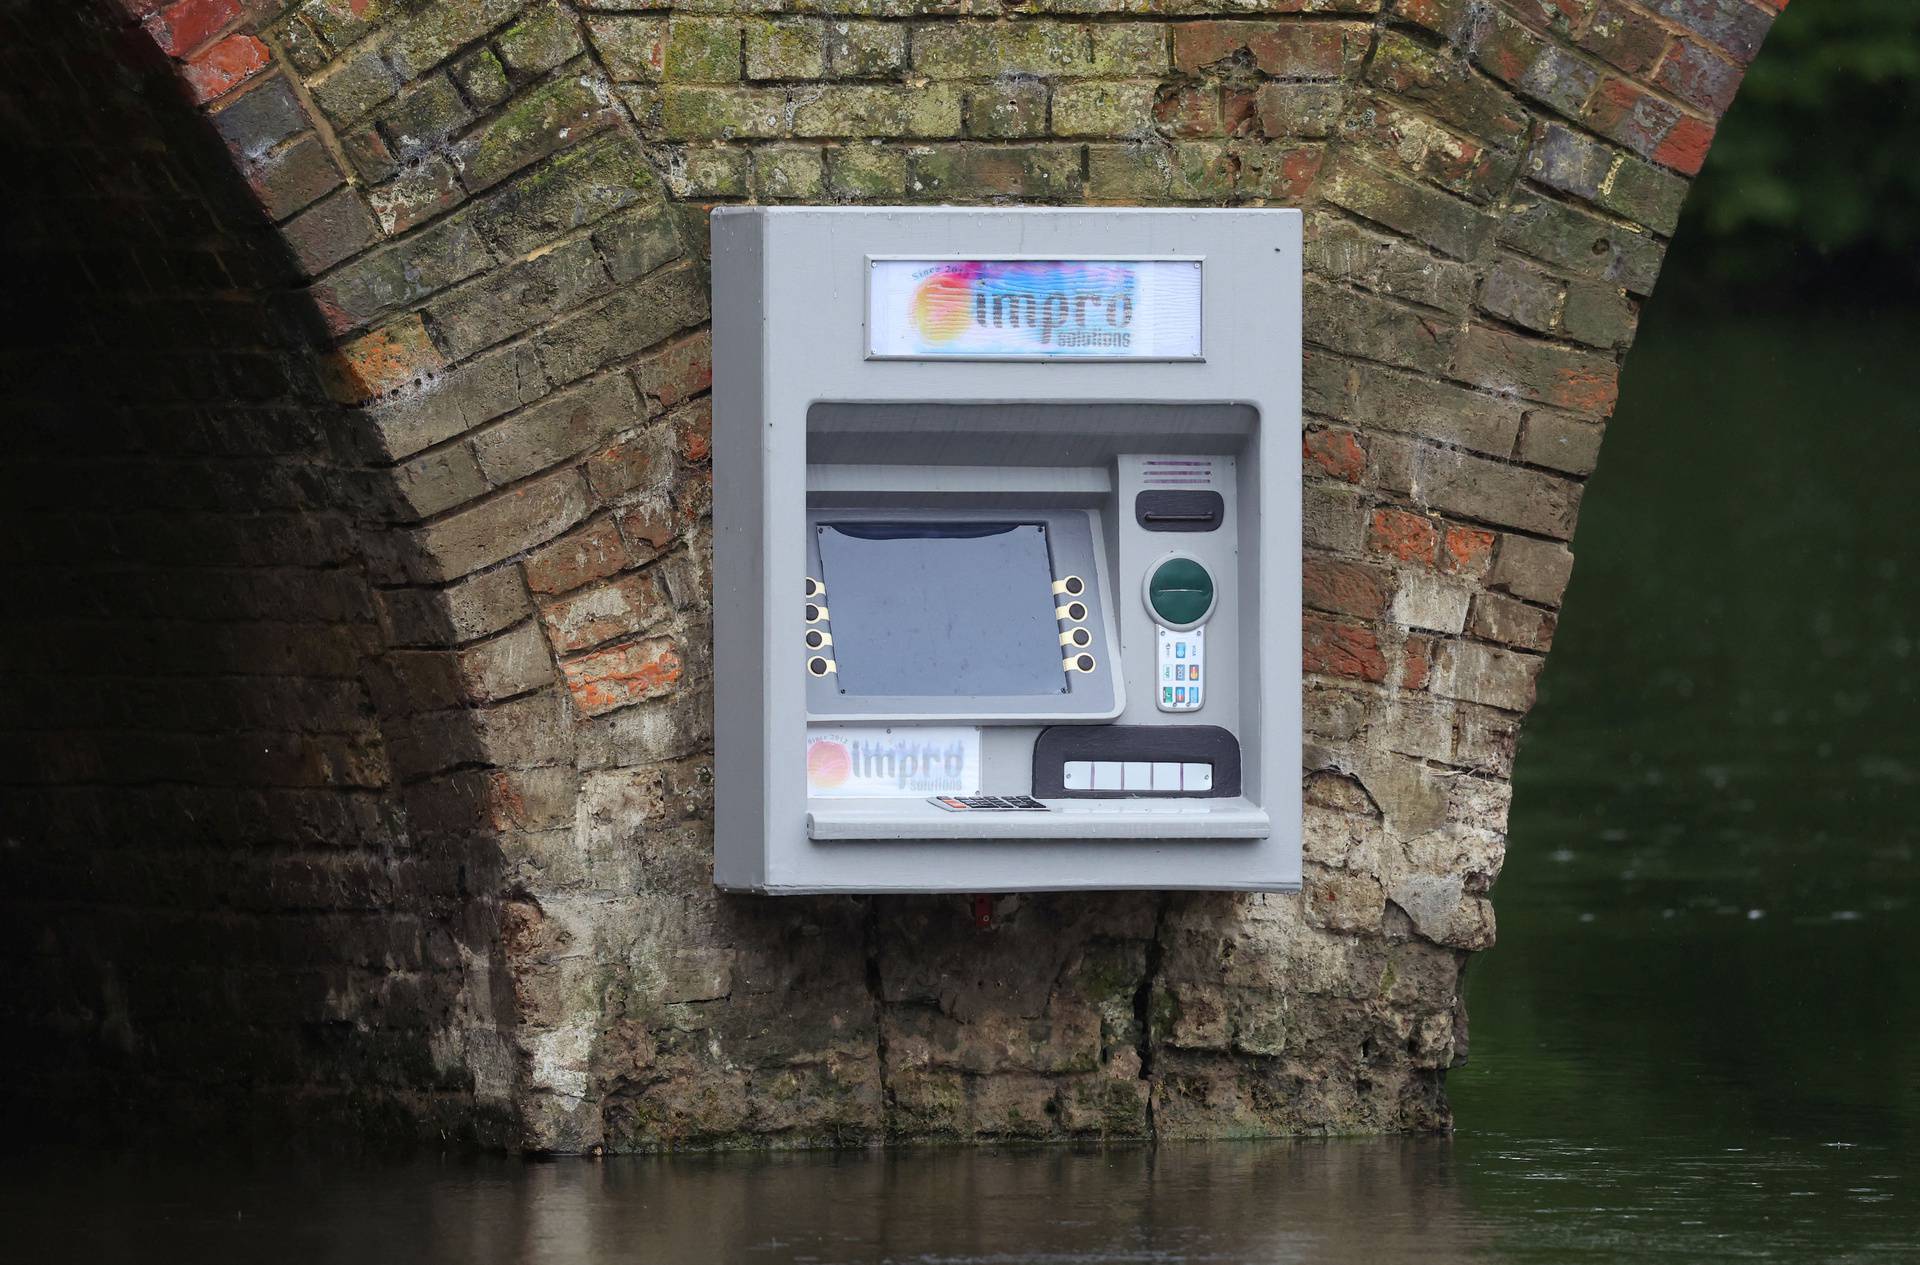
[816,522,1066,698]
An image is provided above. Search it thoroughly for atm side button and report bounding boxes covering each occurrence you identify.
[1121,761,1153,790]
[1181,763,1213,791]
[1151,762,1182,792]
[1091,762,1123,791]
[1062,761,1093,790]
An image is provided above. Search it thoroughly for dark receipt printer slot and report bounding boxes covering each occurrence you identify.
[1135,489,1225,532]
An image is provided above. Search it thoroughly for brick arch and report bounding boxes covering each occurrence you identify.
[3,0,1781,1150]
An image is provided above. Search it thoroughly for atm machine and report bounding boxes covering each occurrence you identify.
[711,207,1301,893]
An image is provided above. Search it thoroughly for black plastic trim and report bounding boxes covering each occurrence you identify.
[1032,724,1241,798]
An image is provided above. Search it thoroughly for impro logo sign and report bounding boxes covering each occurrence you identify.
[805,727,982,798]
[868,258,1202,360]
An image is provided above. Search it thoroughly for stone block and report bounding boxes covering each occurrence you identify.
[1429,640,1540,712]
[471,373,642,487]
[541,571,669,654]
[1451,324,1619,414]
[1305,277,1459,377]
[587,16,667,82]
[309,210,490,336]
[909,144,1084,199]
[827,22,906,78]
[308,49,399,128]
[1498,193,1665,294]
[1319,158,1496,262]
[1488,534,1574,605]
[536,262,709,385]
[1304,213,1476,315]
[665,17,741,82]
[428,237,613,363]
[211,76,309,162]
[1365,31,1529,148]
[282,186,379,278]
[498,2,585,78]
[751,144,827,199]
[367,159,465,236]
[1410,446,1582,538]
[405,466,595,583]
[1468,591,1557,652]
[453,48,513,110]
[966,79,1050,139]
[913,22,1091,78]
[450,73,623,194]
[376,75,474,165]
[826,142,908,198]
[384,0,525,81]
[474,135,664,259]
[791,83,964,138]
[376,567,534,648]
[746,17,828,80]
[367,342,550,461]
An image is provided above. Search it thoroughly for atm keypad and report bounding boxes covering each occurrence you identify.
[930,795,1050,812]
[1156,626,1204,712]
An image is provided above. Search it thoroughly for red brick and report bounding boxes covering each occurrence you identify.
[320,316,446,404]
[1582,76,1714,172]
[616,498,678,561]
[1654,113,1715,175]
[1369,508,1439,566]
[634,332,712,409]
[1576,1,1673,76]
[1654,39,1742,115]
[1402,635,1433,690]
[144,0,239,57]
[1304,556,1391,619]
[1155,85,1221,138]
[1304,614,1388,683]
[522,517,631,596]
[561,636,682,716]
[1172,21,1368,79]
[674,398,712,464]
[1502,0,1592,32]
[540,572,667,654]
[584,428,674,501]
[1440,525,1496,577]
[182,33,268,102]
[1305,428,1366,483]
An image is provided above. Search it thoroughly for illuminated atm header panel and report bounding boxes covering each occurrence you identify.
[712,207,1302,895]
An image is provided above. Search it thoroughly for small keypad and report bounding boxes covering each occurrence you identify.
[1062,761,1214,793]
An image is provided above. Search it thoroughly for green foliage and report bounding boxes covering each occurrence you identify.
[1681,0,1920,295]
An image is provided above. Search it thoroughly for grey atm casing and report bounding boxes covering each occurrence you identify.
[712,207,1302,894]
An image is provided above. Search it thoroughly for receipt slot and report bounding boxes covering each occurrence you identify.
[711,208,1302,893]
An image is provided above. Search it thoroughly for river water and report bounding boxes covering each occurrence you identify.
[7,308,1918,1259]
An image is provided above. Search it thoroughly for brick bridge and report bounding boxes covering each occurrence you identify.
[0,0,1779,1151]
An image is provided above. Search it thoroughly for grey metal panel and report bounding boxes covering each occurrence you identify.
[806,797,1269,843]
[710,206,1302,894]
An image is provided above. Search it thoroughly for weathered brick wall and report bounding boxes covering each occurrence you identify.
[0,0,1779,1150]
[0,1,516,1141]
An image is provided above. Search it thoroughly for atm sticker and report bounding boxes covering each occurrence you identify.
[867,258,1202,360]
[807,726,982,798]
